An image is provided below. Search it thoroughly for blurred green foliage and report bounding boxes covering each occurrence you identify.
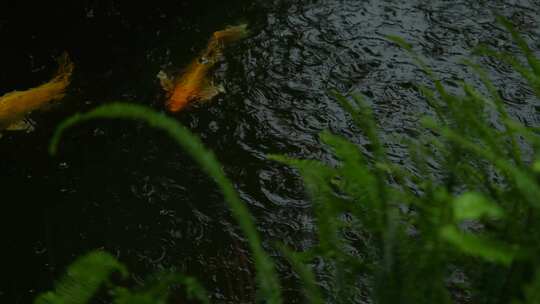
[37,16,540,304]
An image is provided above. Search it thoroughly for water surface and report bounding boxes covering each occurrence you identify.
[1,0,539,302]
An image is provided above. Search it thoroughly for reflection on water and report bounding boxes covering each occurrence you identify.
[1,0,539,302]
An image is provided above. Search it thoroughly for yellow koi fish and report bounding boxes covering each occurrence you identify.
[0,53,74,131]
[159,24,249,112]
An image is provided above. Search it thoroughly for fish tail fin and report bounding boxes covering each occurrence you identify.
[45,52,74,101]
[204,24,248,61]
[212,23,249,45]
[53,52,74,83]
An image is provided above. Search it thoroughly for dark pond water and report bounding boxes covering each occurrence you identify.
[1,0,539,303]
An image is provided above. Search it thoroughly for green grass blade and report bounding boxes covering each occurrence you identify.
[49,103,282,303]
[440,226,515,266]
[113,273,209,304]
[422,117,540,209]
[496,15,540,75]
[279,245,324,304]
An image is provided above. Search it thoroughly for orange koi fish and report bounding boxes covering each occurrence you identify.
[0,53,74,131]
[159,24,249,112]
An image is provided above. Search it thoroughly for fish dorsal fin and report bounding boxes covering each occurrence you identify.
[157,70,174,92]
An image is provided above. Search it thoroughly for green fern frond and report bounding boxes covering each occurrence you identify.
[50,103,282,304]
[34,251,127,304]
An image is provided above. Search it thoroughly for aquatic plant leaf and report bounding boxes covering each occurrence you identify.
[147,273,209,304]
[462,59,523,164]
[269,153,373,301]
[50,103,281,303]
[278,244,324,304]
[474,45,540,96]
[113,289,164,304]
[417,85,447,124]
[422,117,540,209]
[533,160,540,174]
[461,60,505,112]
[176,276,209,304]
[504,119,540,153]
[331,92,386,162]
[496,15,540,76]
[440,226,514,266]
[452,192,503,221]
[513,269,540,304]
[386,35,434,77]
[385,35,412,51]
[268,154,342,252]
[34,251,127,304]
[318,131,384,226]
[113,273,209,304]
